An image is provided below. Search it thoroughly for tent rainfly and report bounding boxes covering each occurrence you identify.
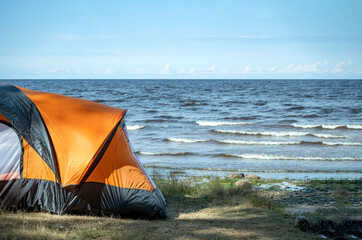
[0,83,167,218]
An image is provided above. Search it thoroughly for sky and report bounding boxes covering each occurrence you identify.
[0,0,361,79]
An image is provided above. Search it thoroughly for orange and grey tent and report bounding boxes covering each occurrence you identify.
[0,83,167,218]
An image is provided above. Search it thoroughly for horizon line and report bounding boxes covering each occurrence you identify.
[1,78,362,81]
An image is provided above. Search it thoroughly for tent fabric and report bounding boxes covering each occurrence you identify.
[0,123,22,181]
[0,83,58,180]
[0,83,167,218]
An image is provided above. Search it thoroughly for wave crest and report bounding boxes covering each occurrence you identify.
[211,129,345,139]
[291,123,362,130]
[196,120,254,126]
[136,151,195,156]
[221,153,362,161]
[127,125,145,130]
[166,138,208,143]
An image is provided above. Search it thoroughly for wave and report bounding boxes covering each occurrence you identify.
[196,120,254,126]
[321,141,362,146]
[143,165,362,173]
[219,140,299,145]
[220,153,362,161]
[221,140,362,146]
[291,123,362,130]
[135,151,195,156]
[223,116,259,120]
[302,114,319,118]
[127,125,145,130]
[211,129,345,139]
[164,138,300,145]
[165,137,361,146]
[166,138,208,143]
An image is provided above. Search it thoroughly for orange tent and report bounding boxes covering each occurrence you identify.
[0,83,167,218]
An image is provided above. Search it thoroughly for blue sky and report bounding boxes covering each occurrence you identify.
[0,0,361,79]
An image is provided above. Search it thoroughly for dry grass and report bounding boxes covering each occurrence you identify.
[0,177,321,240]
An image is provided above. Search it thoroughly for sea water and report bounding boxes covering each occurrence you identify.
[7,79,362,180]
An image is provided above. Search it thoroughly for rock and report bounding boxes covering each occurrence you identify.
[227,173,245,178]
[235,180,252,190]
[246,174,260,179]
[316,206,339,213]
[295,216,310,232]
[59,225,65,231]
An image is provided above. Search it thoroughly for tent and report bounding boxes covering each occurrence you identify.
[0,83,167,218]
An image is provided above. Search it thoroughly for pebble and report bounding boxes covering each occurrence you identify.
[235,180,252,190]
[295,216,310,232]
[227,173,245,178]
[246,174,260,179]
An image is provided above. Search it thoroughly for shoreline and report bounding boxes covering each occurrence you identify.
[1,176,360,239]
[145,166,362,181]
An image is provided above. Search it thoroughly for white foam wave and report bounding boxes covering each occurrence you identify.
[219,140,299,145]
[291,123,320,129]
[312,133,346,139]
[167,138,208,143]
[225,153,362,161]
[212,129,345,139]
[138,151,160,155]
[291,123,362,130]
[322,141,362,146]
[166,138,361,146]
[196,120,253,126]
[347,124,362,129]
[127,125,145,130]
[137,151,194,156]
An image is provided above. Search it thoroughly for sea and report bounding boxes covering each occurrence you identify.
[6,79,362,180]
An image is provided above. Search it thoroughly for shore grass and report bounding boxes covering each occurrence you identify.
[0,177,360,240]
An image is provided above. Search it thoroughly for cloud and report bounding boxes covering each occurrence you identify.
[188,67,209,74]
[278,61,329,73]
[268,66,277,72]
[135,68,145,74]
[208,65,216,71]
[236,60,352,75]
[47,68,58,73]
[332,61,352,73]
[189,68,197,74]
[332,61,345,73]
[105,69,113,75]
[241,66,263,73]
[161,64,171,74]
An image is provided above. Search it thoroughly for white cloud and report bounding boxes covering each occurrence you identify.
[332,61,349,73]
[47,68,58,73]
[208,65,216,71]
[242,66,252,73]
[189,68,207,74]
[105,69,113,75]
[135,68,145,74]
[189,68,197,74]
[241,65,262,73]
[278,61,329,73]
[268,66,277,72]
[161,64,171,74]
